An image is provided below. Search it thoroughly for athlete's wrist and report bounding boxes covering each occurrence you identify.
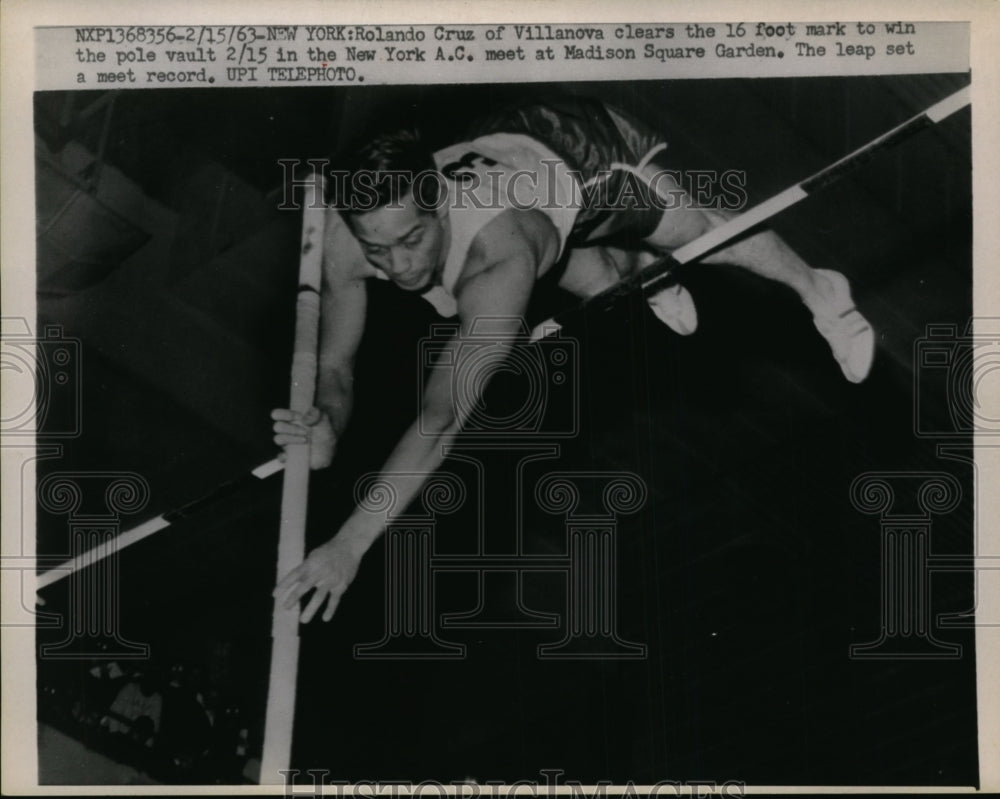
[338,513,382,554]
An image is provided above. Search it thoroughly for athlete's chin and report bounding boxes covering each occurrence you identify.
[396,274,434,293]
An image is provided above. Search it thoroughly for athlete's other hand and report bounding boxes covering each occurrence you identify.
[271,406,336,470]
[273,533,364,623]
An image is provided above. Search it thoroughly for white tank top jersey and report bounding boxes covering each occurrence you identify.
[373,133,581,318]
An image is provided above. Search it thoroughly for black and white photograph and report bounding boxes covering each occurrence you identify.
[2,3,997,794]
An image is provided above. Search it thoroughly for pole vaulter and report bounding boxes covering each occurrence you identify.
[33,84,970,779]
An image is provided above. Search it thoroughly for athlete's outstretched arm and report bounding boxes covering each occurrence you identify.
[274,210,558,622]
[272,208,372,470]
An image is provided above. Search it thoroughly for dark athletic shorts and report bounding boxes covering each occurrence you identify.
[465,96,668,246]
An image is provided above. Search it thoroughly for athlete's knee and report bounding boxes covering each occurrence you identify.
[600,245,641,279]
[559,245,622,297]
[700,206,736,226]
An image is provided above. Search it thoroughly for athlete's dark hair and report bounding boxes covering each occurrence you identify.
[332,129,443,221]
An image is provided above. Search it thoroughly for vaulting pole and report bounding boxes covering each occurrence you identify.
[531,85,971,341]
[260,173,326,783]
[34,173,328,779]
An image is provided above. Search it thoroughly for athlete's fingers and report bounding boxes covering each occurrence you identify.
[273,437,308,450]
[300,588,328,624]
[273,433,308,446]
[277,584,299,610]
[302,407,322,425]
[321,594,341,623]
[273,421,309,436]
[275,563,307,595]
[273,576,298,606]
[270,408,301,422]
[282,581,311,610]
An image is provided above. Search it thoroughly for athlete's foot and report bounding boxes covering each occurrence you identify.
[804,269,875,383]
[647,283,698,336]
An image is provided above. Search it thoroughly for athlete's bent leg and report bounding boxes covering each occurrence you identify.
[557,245,630,299]
[638,167,874,382]
[559,245,697,336]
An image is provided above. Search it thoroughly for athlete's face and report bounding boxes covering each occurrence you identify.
[351,190,447,292]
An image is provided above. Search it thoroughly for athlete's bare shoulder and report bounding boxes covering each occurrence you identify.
[452,208,561,297]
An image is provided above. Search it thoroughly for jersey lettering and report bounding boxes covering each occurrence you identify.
[440,151,498,185]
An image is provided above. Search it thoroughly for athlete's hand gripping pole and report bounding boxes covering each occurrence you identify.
[260,173,326,783]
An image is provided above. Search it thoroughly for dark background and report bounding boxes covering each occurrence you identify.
[32,75,976,785]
